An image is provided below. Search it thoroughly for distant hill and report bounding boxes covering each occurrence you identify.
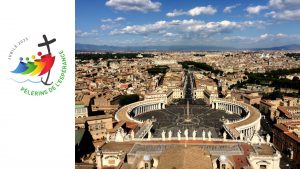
[75,43,236,52]
[75,44,121,51]
[76,43,300,52]
[253,44,300,51]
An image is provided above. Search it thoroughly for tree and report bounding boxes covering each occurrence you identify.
[119,94,140,106]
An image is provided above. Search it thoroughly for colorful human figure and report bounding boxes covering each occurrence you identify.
[11,57,28,73]
[30,54,46,76]
[21,56,37,75]
[37,52,55,76]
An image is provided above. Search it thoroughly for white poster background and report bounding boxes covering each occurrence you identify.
[0,0,74,168]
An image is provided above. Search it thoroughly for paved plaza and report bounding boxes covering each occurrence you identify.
[135,99,241,138]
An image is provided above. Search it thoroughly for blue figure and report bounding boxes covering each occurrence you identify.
[11,57,28,73]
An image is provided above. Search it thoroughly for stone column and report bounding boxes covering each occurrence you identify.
[248,128,251,137]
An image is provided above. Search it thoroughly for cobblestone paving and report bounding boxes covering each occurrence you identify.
[136,99,241,138]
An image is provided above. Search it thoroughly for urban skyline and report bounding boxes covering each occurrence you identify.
[75,1,300,169]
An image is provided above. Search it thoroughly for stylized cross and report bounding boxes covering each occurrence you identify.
[38,34,56,85]
[38,35,56,54]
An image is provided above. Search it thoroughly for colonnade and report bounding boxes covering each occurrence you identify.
[239,126,256,138]
[211,98,261,139]
[115,99,166,123]
[212,102,243,115]
[133,103,165,116]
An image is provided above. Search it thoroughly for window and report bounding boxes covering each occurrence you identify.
[221,164,226,169]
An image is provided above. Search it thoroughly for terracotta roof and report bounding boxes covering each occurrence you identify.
[274,123,300,142]
[286,132,300,142]
[277,106,293,118]
[102,142,134,153]
[274,123,289,132]
[126,122,138,129]
[75,114,113,124]
[157,146,213,169]
[232,155,250,169]
[243,94,261,100]
[82,95,91,106]
[260,100,275,107]
[252,144,276,156]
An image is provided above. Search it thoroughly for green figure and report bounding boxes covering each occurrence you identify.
[21,56,37,75]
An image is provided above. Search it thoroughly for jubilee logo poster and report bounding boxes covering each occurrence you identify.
[7,34,67,96]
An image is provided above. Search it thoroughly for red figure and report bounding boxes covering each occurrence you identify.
[38,53,55,76]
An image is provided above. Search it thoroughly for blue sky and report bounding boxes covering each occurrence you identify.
[76,0,300,48]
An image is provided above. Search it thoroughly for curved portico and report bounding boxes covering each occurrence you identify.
[211,98,261,140]
[115,99,166,124]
